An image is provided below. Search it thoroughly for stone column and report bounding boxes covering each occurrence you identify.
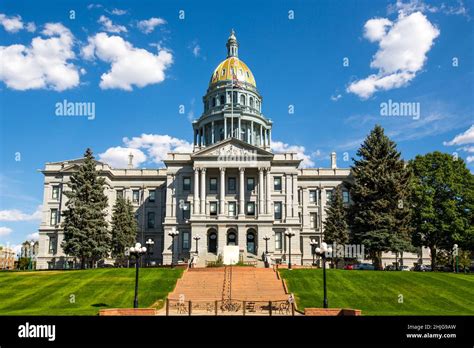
[266,168,272,215]
[171,174,176,217]
[224,117,227,139]
[251,121,254,145]
[238,117,241,140]
[193,129,197,148]
[219,167,225,215]
[269,128,272,146]
[292,174,298,218]
[193,167,200,216]
[260,125,263,146]
[258,168,264,215]
[211,121,215,144]
[200,168,206,215]
[285,174,291,220]
[239,167,245,216]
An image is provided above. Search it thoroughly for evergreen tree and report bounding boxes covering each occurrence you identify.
[348,125,412,269]
[61,148,110,269]
[111,196,138,265]
[323,185,349,267]
[409,152,474,270]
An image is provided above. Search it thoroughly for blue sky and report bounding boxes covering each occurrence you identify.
[0,0,473,250]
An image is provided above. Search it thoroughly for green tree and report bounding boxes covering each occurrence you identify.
[323,185,349,267]
[111,196,138,265]
[409,152,474,270]
[348,125,412,269]
[61,148,110,269]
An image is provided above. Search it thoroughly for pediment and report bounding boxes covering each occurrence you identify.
[192,138,273,160]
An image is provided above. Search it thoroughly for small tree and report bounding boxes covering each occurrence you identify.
[111,196,138,266]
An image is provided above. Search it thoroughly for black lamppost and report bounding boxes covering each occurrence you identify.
[129,242,147,308]
[193,234,201,254]
[285,229,295,270]
[309,239,317,266]
[263,234,270,254]
[145,238,155,267]
[168,228,179,266]
[315,242,332,308]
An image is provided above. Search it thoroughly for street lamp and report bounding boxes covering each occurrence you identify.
[193,234,201,254]
[315,242,333,308]
[285,229,295,270]
[168,228,179,266]
[453,244,459,273]
[309,239,317,266]
[129,242,147,308]
[145,238,155,267]
[263,234,270,254]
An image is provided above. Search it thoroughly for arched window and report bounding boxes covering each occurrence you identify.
[240,94,246,105]
[212,97,216,107]
[249,97,254,109]
[233,91,237,104]
[220,95,225,105]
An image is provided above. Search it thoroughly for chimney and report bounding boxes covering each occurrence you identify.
[330,152,337,169]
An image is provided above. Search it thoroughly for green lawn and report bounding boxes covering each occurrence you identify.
[0,268,183,315]
[280,269,474,315]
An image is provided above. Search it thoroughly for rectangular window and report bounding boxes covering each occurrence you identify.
[310,213,317,229]
[132,190,140,203]
[48,237,56,254]
[210,202,218,216]
[228,202,236,216]
[228,177,236,192]
[182,231,190,250]
[275,232,282,250]
[209,178,218,191]
[309,190,317,204]
[343,190,350,204]
[183,177,191,191]
[50,209,58,226]
[52,186,60,200]
[149,190,156,202]
[274,202,282,220]
[274,177,282,191]
[326,189,334,202]
[116,190,124,199]
[247,178,255,191]
[147,212,155,229]
[182,201,190,220]
[246,202,255,215]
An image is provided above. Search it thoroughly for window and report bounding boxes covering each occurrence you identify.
[310,213,318,229]
[274,202,282,220]
[182,231,190,250]
[220,94,225,105]
[182,201,190,220]
[147,212,155,229]
[309,190,317,204]
[247,177,255,191]
[50,209,58,226]
[246,202,255,216]
[116,190,124,199]
[228,202,236,217]
[183,177,191,191]
[326,189,334,202]
[232,91,237,104]
[52,186,60,200]
[209,178,218,191]
[132,190,140,203]
[210,202,218,216]
[250,97,254,108]
[343,190,350,204]
[149,190,156,202]
[212,97,216,107]
[275,232,282,250]
[222,68,226,76]
[274,177,282,191]
[228,177,236,192]
[240,94,246,105]
[48,237,56,254]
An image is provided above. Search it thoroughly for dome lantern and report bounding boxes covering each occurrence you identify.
[226,29,239,58]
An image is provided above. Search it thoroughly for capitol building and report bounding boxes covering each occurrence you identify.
[36,31,428,269]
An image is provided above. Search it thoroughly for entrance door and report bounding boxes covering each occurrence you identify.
[246,230,256,254]
[208,231,217,253]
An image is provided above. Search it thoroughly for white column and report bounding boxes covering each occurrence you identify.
[238,117,241,140]
[224,117,227,139]
[260,125,263,146]
[212,121,215,144]
[266,168,271,214]
[200,168,206,215]
[292,174,298,218]
[251,121,254,145]
[285,174,291,219]
[239,167,245,216]
[194,167,200,216]
[269,128,272,147]
[258,168,264,215]
[219,167,225,215]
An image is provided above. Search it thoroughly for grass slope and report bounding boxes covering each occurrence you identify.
[280,269,474,315]
[0,268,183,315]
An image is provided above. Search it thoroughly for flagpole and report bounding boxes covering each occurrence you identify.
[231,71,234,138]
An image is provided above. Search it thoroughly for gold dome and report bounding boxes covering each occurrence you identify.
[209,57,256,88]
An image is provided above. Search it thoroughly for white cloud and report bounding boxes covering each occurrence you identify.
[108,8,127,16]
[388,0,469,18]
[87,4,103,10]
[98,15,127,33]
[0,23,80,91]
[347,11,439,99]
[443,125,474,146]
[330,94,342,101]
[82,32,173,90]
[137,17,166,34]
[467,156,474,163]
[0,13,24,32]
[192,45,200,57]
[27,232,39,241]
[0,227,12,236]
[26,22,36,32]
[271,141,314,168]
[0,206,42,221]
[98,147,147,168]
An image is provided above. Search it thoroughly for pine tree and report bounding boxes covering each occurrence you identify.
[348,125,412,270]
[409,152,474,270]
[111,196,138,265]
[323,185,349,267]
[61,148,110,269]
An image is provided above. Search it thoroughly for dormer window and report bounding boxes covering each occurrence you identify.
[222,68,226,76]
